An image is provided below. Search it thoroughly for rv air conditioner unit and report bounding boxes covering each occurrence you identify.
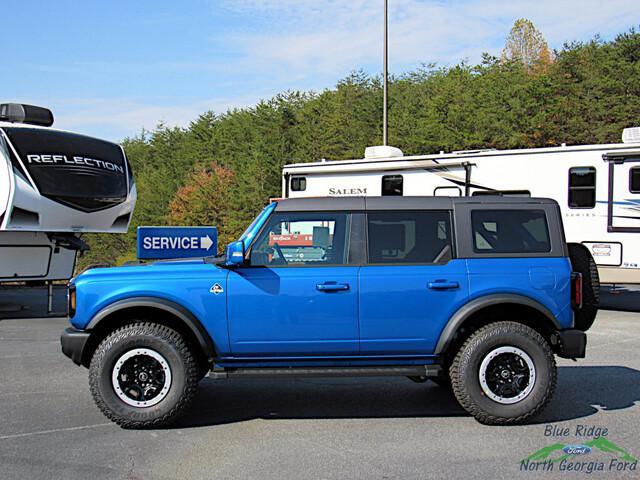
[364,145,404,159]
[0,103,54,127]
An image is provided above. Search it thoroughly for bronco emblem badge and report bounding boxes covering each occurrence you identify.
[210,283,224,295]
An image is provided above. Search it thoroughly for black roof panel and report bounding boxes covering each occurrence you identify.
[275,196,558,212]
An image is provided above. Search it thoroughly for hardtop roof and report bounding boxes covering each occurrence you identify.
[274,196,558,211]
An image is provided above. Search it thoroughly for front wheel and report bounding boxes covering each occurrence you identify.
[449,321,556,425]
[89,322,198,429]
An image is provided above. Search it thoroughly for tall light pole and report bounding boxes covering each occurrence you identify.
[383,0,389,146]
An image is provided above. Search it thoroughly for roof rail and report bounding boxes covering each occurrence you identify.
[451,148,497,155]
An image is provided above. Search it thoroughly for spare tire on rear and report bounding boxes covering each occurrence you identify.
[567,243,600,331]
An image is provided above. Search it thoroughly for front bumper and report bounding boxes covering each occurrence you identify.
[554,329,587,359]
[60,327,90,366]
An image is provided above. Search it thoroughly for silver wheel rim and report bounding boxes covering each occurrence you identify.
[479,346,536,405]
[111,348,172,408]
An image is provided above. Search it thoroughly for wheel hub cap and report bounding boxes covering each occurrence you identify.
[111,348,172,408]
[479,346,536,405]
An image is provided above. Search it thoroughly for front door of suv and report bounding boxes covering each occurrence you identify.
[359,209,469,355]
[227,211,360,356]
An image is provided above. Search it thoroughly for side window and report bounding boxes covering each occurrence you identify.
[471,209,550,254]
[568,167,596,208]
[367,210,452,264]
[382,175,403,196]
[290,177,306,192]
[250,212,349,266]
[630,167,640,193]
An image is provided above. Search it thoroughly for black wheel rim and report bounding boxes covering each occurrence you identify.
[111,348,172,407]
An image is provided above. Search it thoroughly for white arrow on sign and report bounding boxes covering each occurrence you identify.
[200,235,214,251]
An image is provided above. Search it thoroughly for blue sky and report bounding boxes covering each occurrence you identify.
[1,0,637,141]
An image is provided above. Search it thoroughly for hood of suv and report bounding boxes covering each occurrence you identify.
[75,258,225,284]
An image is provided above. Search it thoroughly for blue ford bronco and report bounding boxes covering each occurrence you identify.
[61,196,599,428]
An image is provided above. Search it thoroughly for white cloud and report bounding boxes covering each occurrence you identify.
[42,95,261,142]
[30,0,638,139]
[220,0,639,76]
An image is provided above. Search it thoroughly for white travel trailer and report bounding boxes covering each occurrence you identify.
[282,129,640,285]
[0,104,137,284]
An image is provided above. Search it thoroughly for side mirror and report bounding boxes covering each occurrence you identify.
[225,241,246,266]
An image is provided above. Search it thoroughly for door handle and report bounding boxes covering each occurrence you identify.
[316,282,350,292]
[427,280,460,290]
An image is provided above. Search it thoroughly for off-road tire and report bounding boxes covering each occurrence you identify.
[450,321,556,425]
[567,243,600,331]
[89,322,198,429]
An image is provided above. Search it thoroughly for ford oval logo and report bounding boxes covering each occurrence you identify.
[562,445,592,456]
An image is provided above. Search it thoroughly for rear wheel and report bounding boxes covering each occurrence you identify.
[450,321,556,425]
[89,322,198,429]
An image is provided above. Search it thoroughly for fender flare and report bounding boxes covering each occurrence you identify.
[433,294,561,355]
[87,297,216,361]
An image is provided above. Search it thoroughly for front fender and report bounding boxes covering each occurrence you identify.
[86,296,216,360]
[70,262,229,355]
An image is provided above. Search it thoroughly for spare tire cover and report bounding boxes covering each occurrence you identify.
[567,243,600,331]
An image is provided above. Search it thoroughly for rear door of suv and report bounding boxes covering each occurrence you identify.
[358,203,470,355]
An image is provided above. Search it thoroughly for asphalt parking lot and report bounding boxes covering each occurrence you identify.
[0,311,638,480]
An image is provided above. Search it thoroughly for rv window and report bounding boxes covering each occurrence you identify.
[471,210,550,254]
[290,177,306,192]
[568,167,596,208]
[367,211,452,264]
[630,167,640,193]
[382,175,403,196]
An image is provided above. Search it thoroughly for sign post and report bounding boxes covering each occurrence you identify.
[137,226,218,260]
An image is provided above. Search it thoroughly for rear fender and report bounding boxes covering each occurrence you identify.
[434,294,560,355]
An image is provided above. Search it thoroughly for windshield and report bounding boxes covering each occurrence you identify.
[238,202,277,247]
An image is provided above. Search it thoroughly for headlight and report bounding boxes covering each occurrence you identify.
[68,283,76,317]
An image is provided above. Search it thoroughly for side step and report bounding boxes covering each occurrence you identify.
[209,365,441,379]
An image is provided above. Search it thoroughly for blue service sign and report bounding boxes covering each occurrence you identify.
[137,226,218,259]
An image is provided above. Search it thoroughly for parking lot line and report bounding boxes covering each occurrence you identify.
[0,423,114,441]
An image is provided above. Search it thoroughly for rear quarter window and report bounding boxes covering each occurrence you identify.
[471,209,551,254]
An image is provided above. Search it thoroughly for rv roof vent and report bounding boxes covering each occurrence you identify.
[622,127,640,144]
[364,145,404,159]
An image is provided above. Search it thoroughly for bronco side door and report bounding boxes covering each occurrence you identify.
[227,209,361,357]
